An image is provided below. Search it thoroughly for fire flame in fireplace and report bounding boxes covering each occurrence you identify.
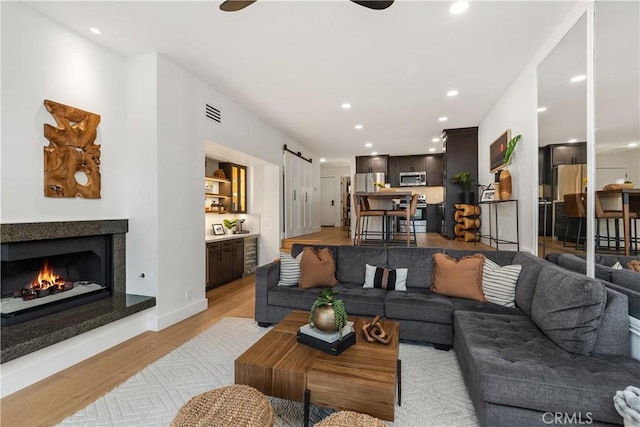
[30,261,66,290]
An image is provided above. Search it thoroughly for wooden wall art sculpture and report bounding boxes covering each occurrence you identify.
[43,99,101,198]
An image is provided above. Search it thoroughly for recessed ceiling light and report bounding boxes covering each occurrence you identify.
[89,27,102,35]
[355,124,363,130]
[537,107,547,113]
[341,103,351,109]
[432,137,440,143]
[365,142,373,147]
[429,148,436,152]
[371,151,378,155]
[570,74,586,83]
[629,142,639,148]
[450,1,469,15]
[568,139,578,143]
[438,116,448,122]
[446,90,459,97]
[320,158,326,163]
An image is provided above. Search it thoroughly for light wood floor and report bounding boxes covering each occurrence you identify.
[1,227,542,426]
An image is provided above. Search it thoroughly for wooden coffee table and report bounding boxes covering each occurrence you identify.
[235,311,400,426]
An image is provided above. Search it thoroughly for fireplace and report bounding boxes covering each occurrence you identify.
[1,220,156,364]
[1,234,113,326]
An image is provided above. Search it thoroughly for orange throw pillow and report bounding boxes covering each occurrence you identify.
[431,253,487,302]
[299,247,338,289]
[628,260,640,272]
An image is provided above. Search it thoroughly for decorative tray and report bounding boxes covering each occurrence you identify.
[603,183,634,190]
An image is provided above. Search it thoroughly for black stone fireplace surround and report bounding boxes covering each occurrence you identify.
[1,220,156,363]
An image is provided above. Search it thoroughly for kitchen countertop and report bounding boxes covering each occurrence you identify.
[205,232,259,243]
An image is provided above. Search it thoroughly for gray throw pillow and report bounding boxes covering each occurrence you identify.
[531,269,607,355]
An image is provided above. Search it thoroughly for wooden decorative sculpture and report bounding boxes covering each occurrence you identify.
[43,99,101,198]
[362,315,391,345]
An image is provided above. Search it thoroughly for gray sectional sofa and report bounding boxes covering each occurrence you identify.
[255,244,640,426]
[546,253,640,318]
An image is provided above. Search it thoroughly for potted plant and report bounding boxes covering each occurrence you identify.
[309,288,348,338]
[223,218,237,235]
[451,171,475,204]
[498,134,521,200]
[502,134,521,167]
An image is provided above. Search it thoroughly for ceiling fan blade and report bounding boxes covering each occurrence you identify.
[350,0,394,10]
[220,0,257,12]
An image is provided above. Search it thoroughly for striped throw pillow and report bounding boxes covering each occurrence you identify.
[364,264,407,291]
[278,252,303,286]
[482,258,521,308]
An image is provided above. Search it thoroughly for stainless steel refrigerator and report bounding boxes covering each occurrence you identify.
[353,172,386,193]
[553,164,587,201]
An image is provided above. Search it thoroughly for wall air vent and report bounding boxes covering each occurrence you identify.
[205,104,221,123]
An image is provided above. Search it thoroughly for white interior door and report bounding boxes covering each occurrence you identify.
[320,177,335,226]
[284,152,300,237]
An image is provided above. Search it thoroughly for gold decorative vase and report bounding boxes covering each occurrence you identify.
[499,169,512,200]
[312,304,338,332]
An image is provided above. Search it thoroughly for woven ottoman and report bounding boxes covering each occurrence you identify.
[171,384,274,427]
[314,410,386,427]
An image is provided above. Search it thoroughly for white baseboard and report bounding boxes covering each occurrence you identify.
[629,316,640,361]
[150,297,208,331]
[0,308,155,398]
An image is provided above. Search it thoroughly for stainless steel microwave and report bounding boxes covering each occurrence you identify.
[399,171,427,187]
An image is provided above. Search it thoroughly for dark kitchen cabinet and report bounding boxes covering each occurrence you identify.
[441,127,478,240]
[551,143,586,166]
[356,155,388,174]
[538,147,551,185]
[387,157,400,187]
[219,162,247,213]
[425,155,443,186]
[206,239,244,289]
[397,155,426,173]
[426,205,440,232]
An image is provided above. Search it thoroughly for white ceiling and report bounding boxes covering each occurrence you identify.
[28,0,583,162]
[538,2,640,155]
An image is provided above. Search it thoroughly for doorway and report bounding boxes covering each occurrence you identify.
[320,177,336,226]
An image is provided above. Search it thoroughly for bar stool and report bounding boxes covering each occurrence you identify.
[353,194,386,245]
[562,193,586,250]
[386,194,419,246]
[594,192,638,252]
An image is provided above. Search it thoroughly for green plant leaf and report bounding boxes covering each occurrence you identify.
[503,134,521,165]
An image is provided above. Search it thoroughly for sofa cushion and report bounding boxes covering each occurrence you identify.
[431,253,486,302]
[364,264,407,291]
[454,311,640,425]
[445,249,517,266]
[387,247,442,289]
[268,286,322,310]
[277,252,303,287]
[482,258,521,308]
[384,288,454,324]
[531,268,607,355]
[512,251,547,317]
[299,247,338,289]
[449,297,524,316]
[336,246,387,285]
[332,283,387,317]
[291,244,339,261]
[557,253,611,281]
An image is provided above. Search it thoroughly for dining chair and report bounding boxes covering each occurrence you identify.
[563,193,586,250]
[386,193,419,246]
[353,194,386,245]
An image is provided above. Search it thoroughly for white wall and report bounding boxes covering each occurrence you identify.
[478,3,589,254]
[0,2,319,394]
[596,151,640,187]
[321,165,351,227]
[0,1,127,222]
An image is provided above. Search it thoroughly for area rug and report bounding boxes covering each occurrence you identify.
[59,317,479,426]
